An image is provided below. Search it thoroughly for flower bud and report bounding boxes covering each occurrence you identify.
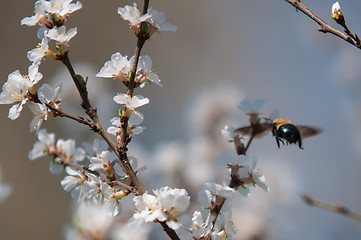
[331,2,345,25]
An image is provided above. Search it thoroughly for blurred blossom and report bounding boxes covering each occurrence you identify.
[221,125,236,141]
[0,167,12,204]
[185,83,243,137]
[149,141,186,186]
[238,98,268,114]
[217,153,249,167]
[64,202,113,240]
[49,62,116,137]
[230,157,302,239]
[112,222,151,240]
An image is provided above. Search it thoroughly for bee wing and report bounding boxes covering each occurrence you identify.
[296,125,321,138]
[234,123,273,138]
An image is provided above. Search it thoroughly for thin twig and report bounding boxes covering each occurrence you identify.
[244,132,255,154]
[159,222,181,240]
[126,0,149,97]
[46,103,97,131]
[59,54,145,195]
[301,194,361,222]
[210,198,226,231]
[284,0,361,49]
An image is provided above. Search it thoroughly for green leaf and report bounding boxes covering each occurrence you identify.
[75,74,86,86]
[141,22,149,35]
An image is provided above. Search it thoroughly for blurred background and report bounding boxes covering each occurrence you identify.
[1,0,361,239]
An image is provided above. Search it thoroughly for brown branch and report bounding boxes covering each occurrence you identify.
[301,194,361,222]
[284,0,361,49]
[126,0,149,97]
[59,54,145,195]
[159,222,181,240]
[46,103,98,131]
[116,0,152,195]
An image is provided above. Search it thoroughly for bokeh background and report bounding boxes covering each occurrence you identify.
[1,0,361,239]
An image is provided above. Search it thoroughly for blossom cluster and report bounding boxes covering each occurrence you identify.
[0,0,82,132]
[28,129,143,216]
[220,99,270,195]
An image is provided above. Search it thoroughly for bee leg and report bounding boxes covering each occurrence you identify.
[275,135,281,148]
[298,138,304,149]
[272,126,280,148]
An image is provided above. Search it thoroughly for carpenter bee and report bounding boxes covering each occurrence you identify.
[234,118,320,149]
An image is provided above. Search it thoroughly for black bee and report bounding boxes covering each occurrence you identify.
[235,118,320,149]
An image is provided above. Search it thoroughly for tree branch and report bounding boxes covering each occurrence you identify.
[46,103,98,131]
[59,54,145,195]
[301,194,361,222]
[284,0,361,49]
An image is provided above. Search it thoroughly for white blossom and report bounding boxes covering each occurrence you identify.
[28,102,49,133]
[89,150,114,171]
[21,1,47,26]
[133,186,190,230]
[128,55,161,87]
[236,157,270,196]
[107,112,145,138]
[118,3,142,27]
[61,167,89,201]
[113,94,149,110]
[45,26,77,44]
[252,169,269,192]
[118,4,176,36]
[21,0,82,26]
[42,0,82,16]
[95,52,131,81]
[100,182,122,216]
[37,83,62,105]
[202,182,234,199]
[0,63,43,120]
[144,8,177,32]
[29,134,85,174]
[27,38,49,64]
[331,2,341,18]
[58,138,86,163]
[28,128,55,160]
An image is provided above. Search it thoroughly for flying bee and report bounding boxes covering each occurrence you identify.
[234,118,320,149]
